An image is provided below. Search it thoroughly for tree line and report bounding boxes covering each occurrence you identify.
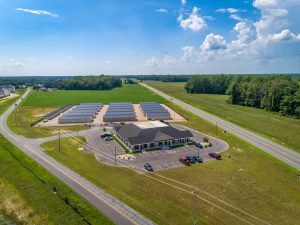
[120,75,195,82]
[46,75,122,90]
[185,75,232,94]
[185,75,300,118]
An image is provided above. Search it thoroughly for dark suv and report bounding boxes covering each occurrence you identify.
[209,152,221,160]
[193,155,203,163]
[144,163,154,171]
[186,155,196,164]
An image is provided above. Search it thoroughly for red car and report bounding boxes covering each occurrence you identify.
[209,152,221,160]
[179,157,192,166]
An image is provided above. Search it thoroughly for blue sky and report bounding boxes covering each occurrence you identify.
[0,0,299,75]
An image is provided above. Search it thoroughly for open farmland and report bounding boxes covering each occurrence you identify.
[24,84,166,107]
[41,103,300,225]
[146,81,300,153]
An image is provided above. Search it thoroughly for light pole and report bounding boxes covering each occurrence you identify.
[192,188,198,225]
[14,103,18,126]
[114,146,117,166]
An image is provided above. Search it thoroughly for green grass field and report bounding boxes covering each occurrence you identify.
[7,106,87,138]
[24,84,166,106]
[146,81,300,152]
[41,103,300,225]
[0,135,113,225]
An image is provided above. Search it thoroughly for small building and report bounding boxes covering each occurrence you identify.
[0,85,15,93]
[114,121,193,152]
[0,88,10,99]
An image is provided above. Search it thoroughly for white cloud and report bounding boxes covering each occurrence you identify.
[145,57,158,67]
[272,29,300,42]
[163,55,177,65]
[201,33,227,51]
[181,46,194,63]
[106,60,112,64]
[177,7,206,32]
[16,8,59,17]
[155,8,168,13]
[233,22,251,43]
[216,8,246,21]
[0,58,25,69]
[253,0,278,9]
[181,0,187,6]
[230,14,243,21]
[216,8,241,14]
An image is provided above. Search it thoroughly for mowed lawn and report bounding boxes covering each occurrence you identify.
[41,104,300,225]
[7,106,87,138]
[24,84,166,107]
[146,81,300,152]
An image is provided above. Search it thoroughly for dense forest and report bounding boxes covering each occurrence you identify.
[185,75,300,118]
[184,75,233,94]
[46,75,122,90]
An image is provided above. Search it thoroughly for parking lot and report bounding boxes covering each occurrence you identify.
[83,124,228,172]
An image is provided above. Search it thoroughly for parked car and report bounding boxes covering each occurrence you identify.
[104,136,113,141]
[209,152,221,160]
[195,142,203,148]
[101,133,111,138]
[186,155,196,164]
[144,163,154,172]
[179,157,192,166]
[193,155,203,163]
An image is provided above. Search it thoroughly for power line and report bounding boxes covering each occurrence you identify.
[61,132,271,225]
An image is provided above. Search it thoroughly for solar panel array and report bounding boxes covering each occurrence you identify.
[140,102,172,120]
[58,103,102,124]
[103,102,136,122]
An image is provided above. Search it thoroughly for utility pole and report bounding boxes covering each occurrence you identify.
[14,103,17,126]
[58,129,61,152]
[192,188,198,225]
[114,146,117,166]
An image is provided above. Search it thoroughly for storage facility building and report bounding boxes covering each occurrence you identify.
[58,103,102,124]
[103,102,136,122]
[140,102,172,120]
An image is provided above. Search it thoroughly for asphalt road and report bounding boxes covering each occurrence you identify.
[0,90,155,225]
[141,83,300,171]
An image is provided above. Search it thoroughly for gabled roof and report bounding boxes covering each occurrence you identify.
[115,123,193,145]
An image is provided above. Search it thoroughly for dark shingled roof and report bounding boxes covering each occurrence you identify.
[115,123,193,145]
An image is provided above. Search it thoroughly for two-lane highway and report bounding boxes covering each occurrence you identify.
[141,83,300,171]
[0,89,155,225]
